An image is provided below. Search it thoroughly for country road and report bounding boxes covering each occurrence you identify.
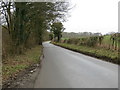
[34,41,118,88]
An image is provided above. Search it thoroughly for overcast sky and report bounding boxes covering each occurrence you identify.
[63,0,119,34]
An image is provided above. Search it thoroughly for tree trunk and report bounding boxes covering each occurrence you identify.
[57,35,60,42]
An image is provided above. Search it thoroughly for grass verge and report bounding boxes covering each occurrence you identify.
[2,45,43,85]
[52,42,119,64]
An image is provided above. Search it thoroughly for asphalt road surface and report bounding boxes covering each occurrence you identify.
[34,42,118,88]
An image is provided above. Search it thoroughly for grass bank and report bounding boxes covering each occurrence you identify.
[52,42,119,64]
[2,45,43,85]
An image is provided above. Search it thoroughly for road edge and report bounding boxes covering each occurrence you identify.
[2,49,44,89]
[52,42,119,65]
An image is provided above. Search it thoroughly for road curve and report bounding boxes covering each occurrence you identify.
[34,41,118,88]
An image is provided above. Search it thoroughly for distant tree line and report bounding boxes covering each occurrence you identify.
[62,32,102,38]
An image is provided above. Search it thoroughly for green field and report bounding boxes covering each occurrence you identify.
[61,34,120,51]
